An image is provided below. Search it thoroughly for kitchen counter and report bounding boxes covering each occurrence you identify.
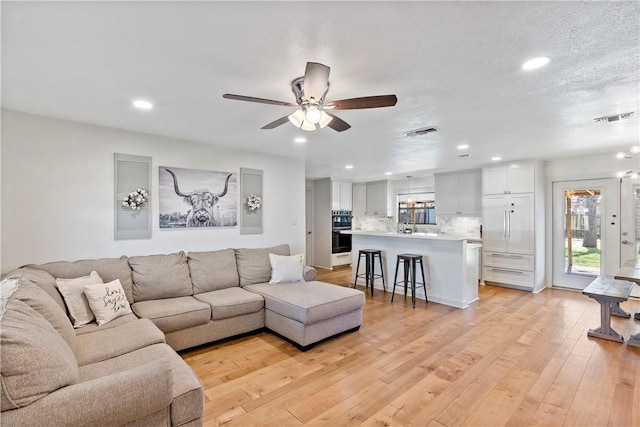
[348,230,481,309]
[345,230,482,242]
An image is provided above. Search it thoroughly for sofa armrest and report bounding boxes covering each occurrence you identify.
[303,265,317,282]
[1,359,173,427]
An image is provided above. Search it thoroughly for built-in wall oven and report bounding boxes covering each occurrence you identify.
[331,210,352,254]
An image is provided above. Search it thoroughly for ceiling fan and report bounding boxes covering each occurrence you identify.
[223,62,397,132]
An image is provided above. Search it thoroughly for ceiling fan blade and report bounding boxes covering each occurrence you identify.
[223,93,296,107]
[325,112,351,132]
[326,95,398,110]
[261,115,291,129]
[304,62,330,102]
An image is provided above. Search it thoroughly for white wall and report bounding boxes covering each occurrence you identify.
[1,110,306,273]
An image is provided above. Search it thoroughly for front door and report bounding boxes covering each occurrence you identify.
[552,179,619,289]
[619,178,640,296]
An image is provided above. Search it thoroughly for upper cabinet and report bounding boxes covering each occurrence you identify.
[434,169,481,216]
[483,162,535,194]
[352,183,366,215]
[366,180,388,216]
[331,181,352,211]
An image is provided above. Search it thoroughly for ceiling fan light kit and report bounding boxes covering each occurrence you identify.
[223,61,397,132]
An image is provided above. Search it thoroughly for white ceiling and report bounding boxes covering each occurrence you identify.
[2,1,639,181]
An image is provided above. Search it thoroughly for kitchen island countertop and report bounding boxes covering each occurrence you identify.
[344,230,481,242]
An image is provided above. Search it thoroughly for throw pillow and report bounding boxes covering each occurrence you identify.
[55,271,103,328]
[269,254,305,284]
[0,278,19,319]
[83,279,133,325]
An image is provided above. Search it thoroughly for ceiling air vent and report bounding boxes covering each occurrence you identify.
[404,126,438,137]
[593,111,635,124]
[458,154,472,158]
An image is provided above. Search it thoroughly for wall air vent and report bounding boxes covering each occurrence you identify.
[404,126,438,137]
[593,111,635,124]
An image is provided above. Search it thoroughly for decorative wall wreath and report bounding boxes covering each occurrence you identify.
[122,189,148,211]
[246,194,262,212]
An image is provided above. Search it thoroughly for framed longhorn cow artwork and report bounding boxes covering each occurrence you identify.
[159,166,237,228]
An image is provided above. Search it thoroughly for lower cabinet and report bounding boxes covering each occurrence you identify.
[482,251,534,289]
[332,252,352,267]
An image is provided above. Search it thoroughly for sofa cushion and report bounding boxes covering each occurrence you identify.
[188,249,240,293]
[235,244,290,286]
[245,281,366,324]
[56,271,103,328]
[27,256,135,304]
[131,296,210,333]
[84,279,133,325]
[11,279,76,352]
[74,312,138,335]
[3,268,66,312]
[129,252,193,302]
[74,318,165,366]
[79,343,204,427]
[194,288,264,320]
[0,299,79,410]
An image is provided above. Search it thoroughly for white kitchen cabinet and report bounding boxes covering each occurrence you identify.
[481,160,544,292]
[482,193,534,254]
[331,252,352,267]
[483,162,535,195]
[331,181,352,211]
[434,169,481,216]
[366,180,387,215]
[352,183,366,215]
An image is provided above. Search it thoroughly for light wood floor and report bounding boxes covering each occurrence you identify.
[181,267,640,427]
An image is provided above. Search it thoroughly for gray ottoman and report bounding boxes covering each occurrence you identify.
[244,281,365,350]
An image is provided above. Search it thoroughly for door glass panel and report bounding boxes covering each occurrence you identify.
[563,189,601,277]
[634,187,640,261]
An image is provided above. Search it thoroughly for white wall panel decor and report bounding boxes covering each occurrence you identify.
[240,168,263,234]
[114,153,151,240]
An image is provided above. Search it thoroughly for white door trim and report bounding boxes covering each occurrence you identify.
[552,178,619,289]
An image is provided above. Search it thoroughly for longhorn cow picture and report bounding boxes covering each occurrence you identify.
[159,166,237,228]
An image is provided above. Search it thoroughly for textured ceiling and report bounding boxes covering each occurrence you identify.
[2,1,639,181]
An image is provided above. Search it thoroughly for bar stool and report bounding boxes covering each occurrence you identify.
[392,254,428,308]
[353,249,386,296]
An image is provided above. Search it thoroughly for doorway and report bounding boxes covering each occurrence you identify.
[552,179,619,289]
[305,188,314,266]
[619,179,640,297]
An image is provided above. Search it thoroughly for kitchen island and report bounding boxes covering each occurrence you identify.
[345,230,481,309]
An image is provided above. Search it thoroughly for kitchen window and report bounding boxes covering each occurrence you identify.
[398,193,436,225]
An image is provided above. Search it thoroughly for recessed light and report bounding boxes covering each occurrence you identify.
[457,144,469,150]
[616,152,627,159]
[345,165,354,169]
[294,137,306,143]
[522,56,550,71]
[491,156,502,161]
[132,99,153,110]
[385,172,393,175]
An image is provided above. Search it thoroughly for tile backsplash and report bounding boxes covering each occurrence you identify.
[353,214,481,237]
[437,215,482,237]
[352,215,397,232]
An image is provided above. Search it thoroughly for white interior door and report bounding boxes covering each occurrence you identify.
[552,179,619,289]
[305,189,314,266]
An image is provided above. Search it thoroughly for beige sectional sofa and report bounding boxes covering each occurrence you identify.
[1,244,365,426]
